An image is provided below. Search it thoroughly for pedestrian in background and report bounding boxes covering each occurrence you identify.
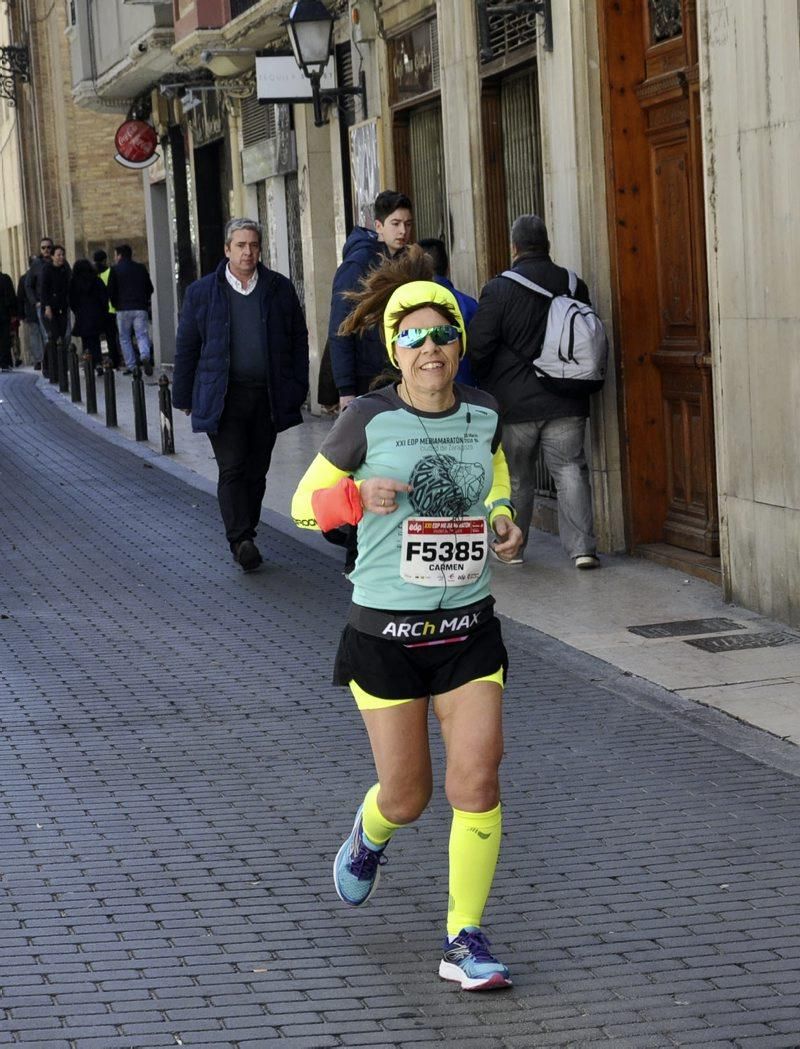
[69,259,109,374]
[0,264,17,372]
[328,190,413,410]
[173,218,308,573]
[469,214,600,570]
[419,237,478,386]
[108,244,154,376]
[25,236,56,370]
[40,246,72,363]
[327,190,413,576]
[92,249,122,369]
[17,256,44,369]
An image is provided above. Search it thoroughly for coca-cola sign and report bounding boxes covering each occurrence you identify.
[114,120,159,169]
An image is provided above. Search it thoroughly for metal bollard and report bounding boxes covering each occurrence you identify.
[158,373,175,455]
[83,351,97,415]
[131,364,148,441]
[69,344,82,403]
[57,338,69,393]
[103,357,118,428]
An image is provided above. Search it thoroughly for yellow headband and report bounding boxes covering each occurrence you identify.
[383,280,466,365]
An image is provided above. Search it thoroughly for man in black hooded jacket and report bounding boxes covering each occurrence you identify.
[469,214,600,570]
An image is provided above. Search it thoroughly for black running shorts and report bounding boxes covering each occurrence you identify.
[333,615,508,700]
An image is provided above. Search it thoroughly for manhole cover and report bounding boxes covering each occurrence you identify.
[685,631,800,653]
[628,618,744,639]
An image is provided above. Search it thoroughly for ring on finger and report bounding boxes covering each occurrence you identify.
[380,497,385,507]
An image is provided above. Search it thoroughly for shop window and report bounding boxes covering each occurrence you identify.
[241,94,278,148]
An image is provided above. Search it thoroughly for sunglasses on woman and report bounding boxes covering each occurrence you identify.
[393,324,461,350]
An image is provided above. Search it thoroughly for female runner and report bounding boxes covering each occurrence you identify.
[292,248,523,990]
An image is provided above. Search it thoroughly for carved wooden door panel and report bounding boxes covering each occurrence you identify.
[637,0,719,554]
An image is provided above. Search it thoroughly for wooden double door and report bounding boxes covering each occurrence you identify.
[599,0,719,557]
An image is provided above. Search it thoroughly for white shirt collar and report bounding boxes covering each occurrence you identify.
[225,263,259,296]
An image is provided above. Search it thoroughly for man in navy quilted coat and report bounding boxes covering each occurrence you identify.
[173,218,308,572]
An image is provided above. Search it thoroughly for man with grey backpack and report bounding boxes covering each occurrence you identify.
[468,214,605,570]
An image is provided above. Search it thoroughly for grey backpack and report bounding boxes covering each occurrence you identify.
[501,269,608,395]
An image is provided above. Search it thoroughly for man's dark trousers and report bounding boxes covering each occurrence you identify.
[0,323,12,368]
[208,383,276,550]
[103,315,122,367]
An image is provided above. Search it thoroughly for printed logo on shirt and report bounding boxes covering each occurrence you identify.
[409,454,485,518]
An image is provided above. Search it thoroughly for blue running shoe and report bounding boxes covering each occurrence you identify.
[333,805,387,906]
[438,928,512,990]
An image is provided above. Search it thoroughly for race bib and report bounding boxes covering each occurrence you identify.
[401,517,488,587]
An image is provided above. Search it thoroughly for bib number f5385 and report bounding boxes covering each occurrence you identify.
[400,517,488,587]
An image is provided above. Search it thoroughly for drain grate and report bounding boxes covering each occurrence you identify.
[685,631,800,653]
[628,618,744,639]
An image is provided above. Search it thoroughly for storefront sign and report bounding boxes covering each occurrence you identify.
[389,20,436,104]
[114,119,159,169]
[187,91,224,148]
[256,55,336,102]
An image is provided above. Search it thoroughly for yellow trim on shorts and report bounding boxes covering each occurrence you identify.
[349,667,505,711]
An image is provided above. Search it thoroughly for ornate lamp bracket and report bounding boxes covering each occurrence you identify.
[0,45,31,107]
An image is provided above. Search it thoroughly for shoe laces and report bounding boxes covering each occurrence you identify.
[348,841,387,881]
[456,929,497,963]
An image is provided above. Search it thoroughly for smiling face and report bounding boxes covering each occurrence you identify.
[225,228,260,282]
[52,248,66,266]
[394,305,461,408]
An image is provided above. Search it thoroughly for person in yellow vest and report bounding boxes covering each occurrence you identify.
[92,250,122,368]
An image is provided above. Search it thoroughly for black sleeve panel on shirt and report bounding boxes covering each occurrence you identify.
[457,384,504,453]
[318,390,392,472]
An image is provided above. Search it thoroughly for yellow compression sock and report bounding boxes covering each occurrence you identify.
[447,803,503,938]
[361,783,404,847]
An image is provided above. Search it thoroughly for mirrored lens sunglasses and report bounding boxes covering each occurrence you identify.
[393,324,461,350]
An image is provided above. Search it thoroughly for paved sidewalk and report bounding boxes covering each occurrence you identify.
[32,364,800,745]
[3,372,800,1048]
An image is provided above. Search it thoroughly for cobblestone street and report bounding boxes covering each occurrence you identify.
[2,371,800,1049]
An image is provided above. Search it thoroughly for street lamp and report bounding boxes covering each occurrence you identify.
[284,0,366,128]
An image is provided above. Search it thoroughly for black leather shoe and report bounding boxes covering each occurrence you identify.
[143,358,154,377]
[232,540,262,572]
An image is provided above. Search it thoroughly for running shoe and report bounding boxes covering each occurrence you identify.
[333,805,386,906]
[439,928,512,990]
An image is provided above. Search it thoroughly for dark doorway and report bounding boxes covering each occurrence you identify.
[481,62,544,279]
[194,140,226,277]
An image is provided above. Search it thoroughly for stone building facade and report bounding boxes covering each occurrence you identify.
[168,0,800,625]
[0,0,150,282]
[15,0,800,627]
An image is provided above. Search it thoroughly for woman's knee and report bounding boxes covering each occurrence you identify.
[378,778,432,825]
[445,777,500,813]
[445,758,502,813]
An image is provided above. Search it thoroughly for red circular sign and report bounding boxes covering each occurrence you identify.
[114,120,158,164]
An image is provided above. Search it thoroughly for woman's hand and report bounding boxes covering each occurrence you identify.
[491,515,524,560]
[360,476,413,515]
[44,306,53,320]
